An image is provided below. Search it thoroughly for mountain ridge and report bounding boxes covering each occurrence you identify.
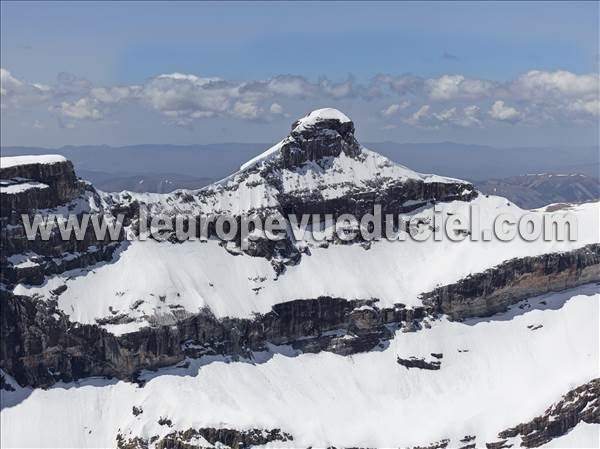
[1,108,599,449]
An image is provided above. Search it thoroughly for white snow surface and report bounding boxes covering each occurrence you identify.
[13,197,600,335]
[0,154,66,168]
[2,285,598,448]
[543,422,600,448]
[293,107,351,132]
[123,148,466,218]
[0,181,49,194]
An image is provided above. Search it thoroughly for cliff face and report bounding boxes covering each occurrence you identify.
[281,110,362,169]
[0,158,134,288]
[0,291,429,388]
[2,245,597,389]
[421,244,600,320]
[0,158,85,215]
[278,177,476,218]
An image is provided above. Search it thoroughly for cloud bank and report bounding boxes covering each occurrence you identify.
[1,68,598,130]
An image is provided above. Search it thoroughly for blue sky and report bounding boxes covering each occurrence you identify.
[1,1,598,147]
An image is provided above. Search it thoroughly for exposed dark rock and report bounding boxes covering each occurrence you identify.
[282,112,361,169]
[0,159,134,288]
[0,159,84,215]
[421,244,600,320]
[496,378,599,447]
[117,427,293,449]
[0,290,429,388]
[278,178,477,225]
[3,242,597,389]
[116,434,148,449]
[50,284,68,296]
[0,373,16,391]
[158,417,173,427]
[412,439,450,449]
[397,356,441,370]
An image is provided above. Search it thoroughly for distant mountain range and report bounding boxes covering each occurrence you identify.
[2,141,598,180]
[2,142,598,207]
[476,173,600,209]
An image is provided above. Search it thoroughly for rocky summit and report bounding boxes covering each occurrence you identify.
[281,108,362,168]
[1,109,599,449]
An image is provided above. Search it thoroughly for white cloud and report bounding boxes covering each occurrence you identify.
[2,67,598,128]
[489,100,521,123]
[511,70,599,100]
[320,79,354,98]
[91,86,140,104]
[270,102,284,114]
[232,101,261,120]
[404,105,432,126]
[1,68,52,109]
[381,101,410,117]
[403,104,483,128]
[433,107,457,121]
[460,105,482,127]
[426,74,495,101]
[567,98,600,116]
[371,74,424,96]
[51,98,103,120]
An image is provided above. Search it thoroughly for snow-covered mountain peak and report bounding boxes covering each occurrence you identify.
[125,109,474,217]
[238,108,359,172]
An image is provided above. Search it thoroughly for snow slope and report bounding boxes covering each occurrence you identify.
[13,196,600,334]
[2,285,598,448]
[0,181,49,194]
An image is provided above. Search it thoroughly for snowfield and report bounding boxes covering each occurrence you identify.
[2,285,598,448]
[13,196,600,335]
[0,181,49,194]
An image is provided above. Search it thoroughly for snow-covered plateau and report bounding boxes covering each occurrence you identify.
[1,109,598,448]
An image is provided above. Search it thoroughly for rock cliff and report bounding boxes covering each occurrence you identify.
[421,243,600,320]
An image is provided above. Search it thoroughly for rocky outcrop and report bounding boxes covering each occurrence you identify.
[495,378,599,447]
[278,177,476,219]
[397,356,442,370]
[0,158,85,215]
[0,158,136,288]
[421,244,600,320]
[281,110,362,169]
[0,291,429,388]
[116,427,293,449]
[3,243,598,388]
